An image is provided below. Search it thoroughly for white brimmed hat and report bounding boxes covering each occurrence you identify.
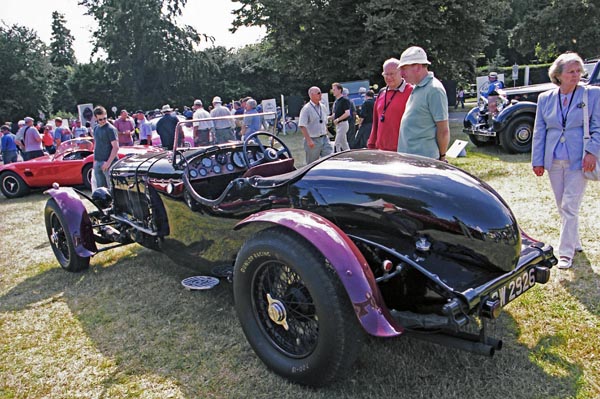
[193,99,203,106]
[398,46,431,67]
[161,104,173,112]
[212,96,222,104]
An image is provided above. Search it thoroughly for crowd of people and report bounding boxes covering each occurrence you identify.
[3,45,600,273]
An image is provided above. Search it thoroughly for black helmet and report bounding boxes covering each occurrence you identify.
[91,187,113,208]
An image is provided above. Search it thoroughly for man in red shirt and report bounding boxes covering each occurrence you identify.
[367,58,413,151]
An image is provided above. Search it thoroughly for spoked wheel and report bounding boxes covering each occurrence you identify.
[234,227,364,386]
[44,198,90,272]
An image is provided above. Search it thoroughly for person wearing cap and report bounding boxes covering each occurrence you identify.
[397,46,449,161]
[73,119,88,138]
[135,110,152,145]
[328,82,352,152]
[1,125,18,164]
[113,109,135,146]
[92,106,119,188]
[156,104,178,150]
[192,99,213,146]
[482,71,505,99]
[14,120,26,152]
[210,96,235,143]
[20,117,44,160]
[299,86,333,164]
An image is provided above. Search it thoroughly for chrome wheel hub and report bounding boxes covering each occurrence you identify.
[266,293,289,331]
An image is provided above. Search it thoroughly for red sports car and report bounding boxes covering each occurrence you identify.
[0,138,161,199]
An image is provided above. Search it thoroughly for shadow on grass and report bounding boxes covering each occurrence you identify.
[0,248,582,398]
[562,252,600,317]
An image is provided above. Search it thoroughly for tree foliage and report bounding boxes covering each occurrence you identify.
[0,23,53,121]
[49,11,77,113]
[78,0,208,109]
[232,0,508,86]
[510,0,600,62]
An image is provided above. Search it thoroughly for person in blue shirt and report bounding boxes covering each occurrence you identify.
[482,72,505,98]
[1,125,18,164]
[240,99,262,140]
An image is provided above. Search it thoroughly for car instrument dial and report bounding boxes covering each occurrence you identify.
[216,153,228,165]
[201,157,212,168]
[226,164,235,172]
[213,165,221,174]
[199,168,208,177]
[189,169,199,179]
[232,151,246,168]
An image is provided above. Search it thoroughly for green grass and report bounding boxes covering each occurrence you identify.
[1,119,599,398]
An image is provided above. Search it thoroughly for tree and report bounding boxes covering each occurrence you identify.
[49,11,76,113]
[79,0,210,109]
[50,11,76,68]
[232,0,509,88]
[0,23,53,122]
[510,0,600,62]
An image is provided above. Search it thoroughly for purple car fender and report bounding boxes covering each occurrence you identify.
[45,187,97,257]
[235,209,403,338]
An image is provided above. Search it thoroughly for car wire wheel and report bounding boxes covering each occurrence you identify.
[44,198,90,272]
[252,261,318,358]
[234,226,364,386]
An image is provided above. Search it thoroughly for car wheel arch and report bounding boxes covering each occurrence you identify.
[235,208,403,338]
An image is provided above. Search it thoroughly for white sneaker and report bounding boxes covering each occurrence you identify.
[557,257,572,269]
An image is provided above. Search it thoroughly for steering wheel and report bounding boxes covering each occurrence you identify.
[242,131,292,168]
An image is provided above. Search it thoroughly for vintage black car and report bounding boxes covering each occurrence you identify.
[44,123,556,386]
[464,60,600,153]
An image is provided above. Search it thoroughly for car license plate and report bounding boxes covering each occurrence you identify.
[490,267,536,307]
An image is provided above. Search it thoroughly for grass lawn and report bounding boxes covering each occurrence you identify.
[1,116,599,398]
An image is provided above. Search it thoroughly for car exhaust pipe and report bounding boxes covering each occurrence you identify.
[405,330,496,357]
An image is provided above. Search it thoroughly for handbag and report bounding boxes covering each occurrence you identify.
[582,86,600,180]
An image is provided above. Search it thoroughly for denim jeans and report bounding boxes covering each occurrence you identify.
[93,160,112,189]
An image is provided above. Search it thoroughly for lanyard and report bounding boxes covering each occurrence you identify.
[558,87,577,133]
[380,86,399,122]
[310,102,323,123]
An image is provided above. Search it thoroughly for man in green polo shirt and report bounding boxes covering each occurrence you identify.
[397,46,449,162]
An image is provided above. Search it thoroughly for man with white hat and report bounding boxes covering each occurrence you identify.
[210,96,235,143]
[482,71,504,99]
[156,104,178,150]
[19,117,44,160]
[192,99,213,146]
[397,46,449,161]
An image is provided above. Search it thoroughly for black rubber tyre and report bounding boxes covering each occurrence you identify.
[82,163,93,190]
[0,171,30,198]
[233,227,364,386]
[500,115,534,153]
[44,198,90,272]
[468,133,494,147]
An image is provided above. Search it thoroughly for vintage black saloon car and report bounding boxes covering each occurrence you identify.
[44,122,556,386]
[464,60,600,153]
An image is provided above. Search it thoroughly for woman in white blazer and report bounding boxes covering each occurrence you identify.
[532,52,600,269]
